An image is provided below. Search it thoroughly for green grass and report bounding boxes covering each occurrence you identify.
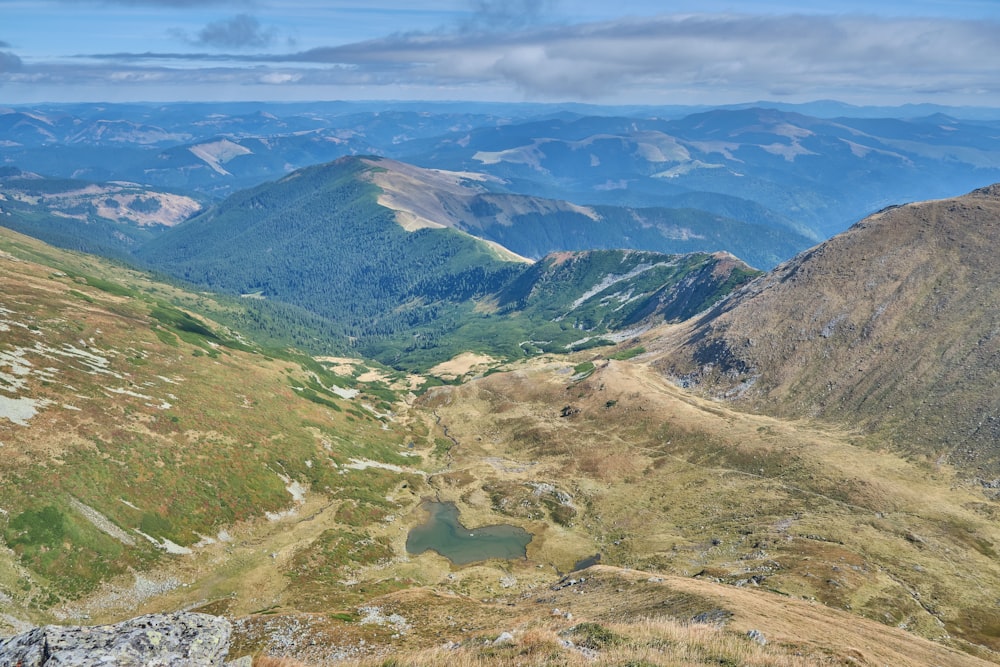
[610,346,645,361]
[567,622,625,650]
[5,506,65,549]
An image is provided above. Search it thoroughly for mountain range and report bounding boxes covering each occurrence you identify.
[136,156,762,367]
[3,101,1000,665]
[0,166,200,258]
[5,103,1000,244]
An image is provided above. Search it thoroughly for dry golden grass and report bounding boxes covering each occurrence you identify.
[329,619,813,667]
[420,358,1000,658]
[428,352,500,381]
[257,607,986,666]
[648,185,1000,473]
[231,563,993,666]
[256,658,312,667]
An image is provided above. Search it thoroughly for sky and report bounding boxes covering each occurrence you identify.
[2,0,1000,107]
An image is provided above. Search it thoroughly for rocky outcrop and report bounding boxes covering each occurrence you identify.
[0,612,235,666]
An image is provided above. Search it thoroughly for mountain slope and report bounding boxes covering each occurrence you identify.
[0,168,201,257]
[136,156,525,340]
[416,358,1000,658]
[495,249,758,331]
[652,184,1000,475]
[367,157,811,269]
[136,157,761,368]
[0,226,432,628]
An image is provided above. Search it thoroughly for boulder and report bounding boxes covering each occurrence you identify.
[0,612,232,666]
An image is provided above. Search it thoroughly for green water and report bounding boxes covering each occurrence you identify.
[405,501,532,565]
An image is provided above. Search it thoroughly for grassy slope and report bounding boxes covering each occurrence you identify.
[650,184,1000,476]
[196,354,1000,665]
[417,359,1000,659]
[253,566,994,667]
[0,226,425,627]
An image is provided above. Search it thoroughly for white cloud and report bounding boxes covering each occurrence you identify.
[3,12,1000,105]
[267,13,1000,101]
[258,71,301,84]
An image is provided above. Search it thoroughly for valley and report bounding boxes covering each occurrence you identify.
[2,101,1000,666]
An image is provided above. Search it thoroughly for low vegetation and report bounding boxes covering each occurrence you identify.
[4,189,1000,666]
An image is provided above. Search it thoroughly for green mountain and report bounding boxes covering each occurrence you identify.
[364,157,811,269]
[495,249,757,332]
[136,156,761,368]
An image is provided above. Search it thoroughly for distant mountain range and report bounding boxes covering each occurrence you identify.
[6,99,1000,371]
[4,104,1000,659]
[0,166,200,257]
[3,102,999,246]
[402,107,1000,239]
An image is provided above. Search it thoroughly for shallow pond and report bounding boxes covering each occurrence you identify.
[405,501,532,565]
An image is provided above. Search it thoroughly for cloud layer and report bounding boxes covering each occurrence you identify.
[3,10,1000,105]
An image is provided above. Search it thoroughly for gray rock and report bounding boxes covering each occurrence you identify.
[746,628,767,645]
[690,609,732,626]
[0,612,231,666]
[492,631,515,646]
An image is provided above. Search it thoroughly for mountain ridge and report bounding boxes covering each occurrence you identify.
[348,156,809,269]
[134,155,762,367]
[651,182,1000,474]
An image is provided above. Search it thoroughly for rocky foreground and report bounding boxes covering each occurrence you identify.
[0,612,249,666]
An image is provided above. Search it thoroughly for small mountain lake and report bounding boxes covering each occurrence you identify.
[405,501,532,565]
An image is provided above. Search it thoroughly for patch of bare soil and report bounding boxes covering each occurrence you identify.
[428,353,498,381]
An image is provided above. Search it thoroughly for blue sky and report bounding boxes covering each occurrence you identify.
[2,0,1000,106]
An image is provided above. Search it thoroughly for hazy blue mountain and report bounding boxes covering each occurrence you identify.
[0,167,201,257]
[400,107,1000,238]
[4,101,1000,273]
